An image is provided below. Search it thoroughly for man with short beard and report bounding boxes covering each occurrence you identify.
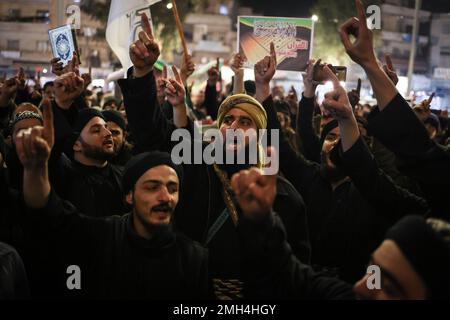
[52,108,126,218]
[102,109,132,166]
[14,105,208,298]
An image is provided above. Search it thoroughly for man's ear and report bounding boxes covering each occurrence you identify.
[125,191,133,205]
[73,139,82,152]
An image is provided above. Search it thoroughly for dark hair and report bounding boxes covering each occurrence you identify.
[43,81,54,91]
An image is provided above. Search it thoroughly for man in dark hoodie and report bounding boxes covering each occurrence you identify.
[14,103,208,298]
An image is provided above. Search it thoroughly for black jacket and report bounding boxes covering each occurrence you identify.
[238,213,354,299]
[23,190,209,299]
[367,93,450,220]
[51,156,127,218]
[0,242,29,299]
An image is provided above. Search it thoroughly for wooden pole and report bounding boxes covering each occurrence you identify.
[171,0,189,57]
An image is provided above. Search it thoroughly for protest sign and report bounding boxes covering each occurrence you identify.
[238,16,314,72]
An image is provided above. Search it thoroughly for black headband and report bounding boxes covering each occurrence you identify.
[10,111,43,128]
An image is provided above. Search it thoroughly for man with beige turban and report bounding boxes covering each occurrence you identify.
[118,20,309,300]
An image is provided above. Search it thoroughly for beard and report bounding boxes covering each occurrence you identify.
[220,142,259,176]
[133,201,174,239]
[79,137,114,162]
[319,152,347,183]
[113,139,124,155]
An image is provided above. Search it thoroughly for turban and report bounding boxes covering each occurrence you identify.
[122,151,183,194]
[217,94,267,131]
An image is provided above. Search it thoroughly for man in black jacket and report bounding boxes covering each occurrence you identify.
[14,103,208,298]
[340,0,450,220]
[118,14,310,300]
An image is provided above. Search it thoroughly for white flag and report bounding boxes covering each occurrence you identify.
[106,0,161,76]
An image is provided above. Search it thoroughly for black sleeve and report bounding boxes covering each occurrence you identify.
[297,94,321,163]
[367,93,449,161]
[204,83,219,120]
[262,96,322,204]
[25,190,107,261]
[366,93,450,217]
[336,137,430,223]
[118,68,178,153]
[238,213,354,299]
[0,242,29,299]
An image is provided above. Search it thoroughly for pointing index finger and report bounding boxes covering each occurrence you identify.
[324,65,340,88]
[141,12,153,38]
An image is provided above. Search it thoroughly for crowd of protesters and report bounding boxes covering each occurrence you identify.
[1,0,450,300]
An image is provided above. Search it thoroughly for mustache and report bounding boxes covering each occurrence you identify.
[102,137,113,145]
[151,202,173,213]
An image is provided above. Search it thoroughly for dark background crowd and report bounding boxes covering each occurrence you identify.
[1,0,450,301]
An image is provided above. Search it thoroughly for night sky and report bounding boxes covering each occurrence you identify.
[239,0,450,17]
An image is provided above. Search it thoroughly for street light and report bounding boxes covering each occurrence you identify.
[312,15,319,22]
[167,3,173,10]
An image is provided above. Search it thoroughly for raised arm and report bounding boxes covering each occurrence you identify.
[321,67,429,221]
[253,44,324,200]
[118,13,181,153]
[230,53,245,95]
[297,59,321,162]
[231,167,354,299]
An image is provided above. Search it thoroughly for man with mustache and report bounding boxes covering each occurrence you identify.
[102,109,132,166]
[51,108,126,218]
[14,103,208,298]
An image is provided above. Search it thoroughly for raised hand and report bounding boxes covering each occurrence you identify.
[347,78,361,108]
[322,66,354,121]
[51,57,64,76]
[207,66,220,86]
[164,65,186,108]
[130,13,160,77]
[54,72,85,108]
[383,54,399,85]
[339,0,377,68]
[231,166,277,219]
[0,77,20,106]
[63,52,80,75]
[15,99,54,170]
[414,92,435,122]
[17,67,27,90]
[254,42,277,85]
[322,66,360,151]
[180,54,195,84]
[302,59,321,98]
[81,72,92,90]
[230,53,246,77]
